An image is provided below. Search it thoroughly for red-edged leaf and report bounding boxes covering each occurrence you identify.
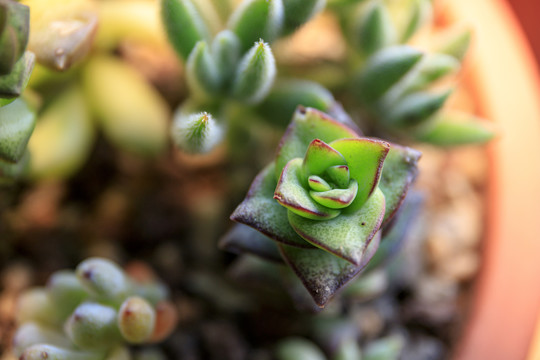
[302,139,346,178]
[310,180,358,209]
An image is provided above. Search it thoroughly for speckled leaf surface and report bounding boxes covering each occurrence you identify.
[288,188,385,265]
[275,158,341,220]
[0,98,35,163]
[379,144,421,226]
[330,138,389,211]
[278,243,369,307]
[275,107,359,180]
[219,223,283,263]
[230,162,313,248]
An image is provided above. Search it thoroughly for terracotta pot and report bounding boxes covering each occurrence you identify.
[443,1,540,359]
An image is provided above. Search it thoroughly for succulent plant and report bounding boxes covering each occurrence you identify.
[225,107,420,307]
[13,258,177,360]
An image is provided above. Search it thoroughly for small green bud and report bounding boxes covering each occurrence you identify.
[20,344,100,360]
[401,0,433,43]
[282,0,326,35]
[186,41,221,99]
[12,322,72,357]
[47,270,88,319]
[117,296,156,344]
[227,0,284,52]
[276,338,326,360]
[65,302,120,350]
[0,97,35,163]
[0,50,34,98]
[356,46,424,104]
[232,40,276,104]
[161,0,211,60]
[353,1,396,56]
[211,30,241,87]
[382,89,452,128]
[171,111,223,154]
[76,257,131,302]
[0,0,29,75]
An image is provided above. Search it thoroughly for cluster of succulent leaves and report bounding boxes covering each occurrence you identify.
[13,257,177,360]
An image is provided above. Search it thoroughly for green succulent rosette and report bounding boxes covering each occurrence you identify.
[229,107,420,306]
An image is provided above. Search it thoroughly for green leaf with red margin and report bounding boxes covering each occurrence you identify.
[330,138,390,212]
[378,144,421,226]
[325,165,350,188]
[288,188,385,266]
[308,175,332,192]
[275,158,341,220]
[230,162,313,248]
[302,139,346,178]
[275,107,359,180]
[310,180,358,209]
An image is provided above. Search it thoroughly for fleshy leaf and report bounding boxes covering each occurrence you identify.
[0,0,29,75]
[354,1,396,56]
[170,111,223,154]
[405,53,459,92]
[231,162,313,248]
[401,0,433,43]
[282,0,326,35]
[0,51,34,97]
[276,338,326,360]
[325,165,349,188]
[219,223,283,263]
[0,98,35,163]
[288,187,385,265]
[186,41,221,99]
[437,27,472,61]
[161,0,211,60]
[330,138,390,211]
[0,150,29,185]
[227,0,284,52]
[378,144,421,226]
[275,158,341,220]
[211,30,241,87]
[275,107,359,180]
[355,46,423,104]
[310,179,358,209]
[308,175,332,192]
[302,139,346,177]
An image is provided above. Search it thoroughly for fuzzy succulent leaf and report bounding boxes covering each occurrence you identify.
[219,223,284,263]
[354,1,396,56]
[382,89,452,128]
[0,51,34,97]
[65,302,120,350]
[288,187,385,265]
[47,271,88,319]
[227,0,284,52]
[19,344,99,360]
[0,97,35,163]
[232,40,276,104]
[0,150,28,185]
[161,0,211,60]
[401,0,433,43]
[117,297,156,344]
[415,111,496,146]
[437,27,472,61]
[186,41,222,99]
[231,162,314,248]
[171,111,223,154]
[76,258,131,302]
[0,0,29,75]
[282,0,326,35]
[356,46,423,104]
[405,53,459,92]
[211,30,241,86]
[256,79,335,128]
[12,323,72,358]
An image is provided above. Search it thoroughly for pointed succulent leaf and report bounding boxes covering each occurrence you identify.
[219,223,283,263]
[161,0,211,60]
[276,338,326,360]
[19,345,99,360]
[325,165,350,188]
[310,179,358,209]
[282,0,326,35]
[406,53,459,91]
[186,41,222,98]
[0,97,35,163]
[76,257,131,301]
[437,27,472,61]
[382,89,452,128]
[415,111,496,146]
[275,158,341,220]
[353,1,396,56]
[0,0,29,75]
[171,110,223,154]
[12,323,72,358]
[231,162,313,248]
[330,138,390,210]
[356,46,424,104]
[308,175,332,192]
[288,187,385,265]
[118,296,156,344]
[279,243,365,307]
[275,107,359,179]
[211,30,241,86]
[0,50,34,97]
[65,302,120,350]
[256,79,335,128]
[303,139,347,177]
[401,0,433,43]
[232,40,276,104]
[0,150,28,185]
[227,0,284,52]
[378,144,421,225]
